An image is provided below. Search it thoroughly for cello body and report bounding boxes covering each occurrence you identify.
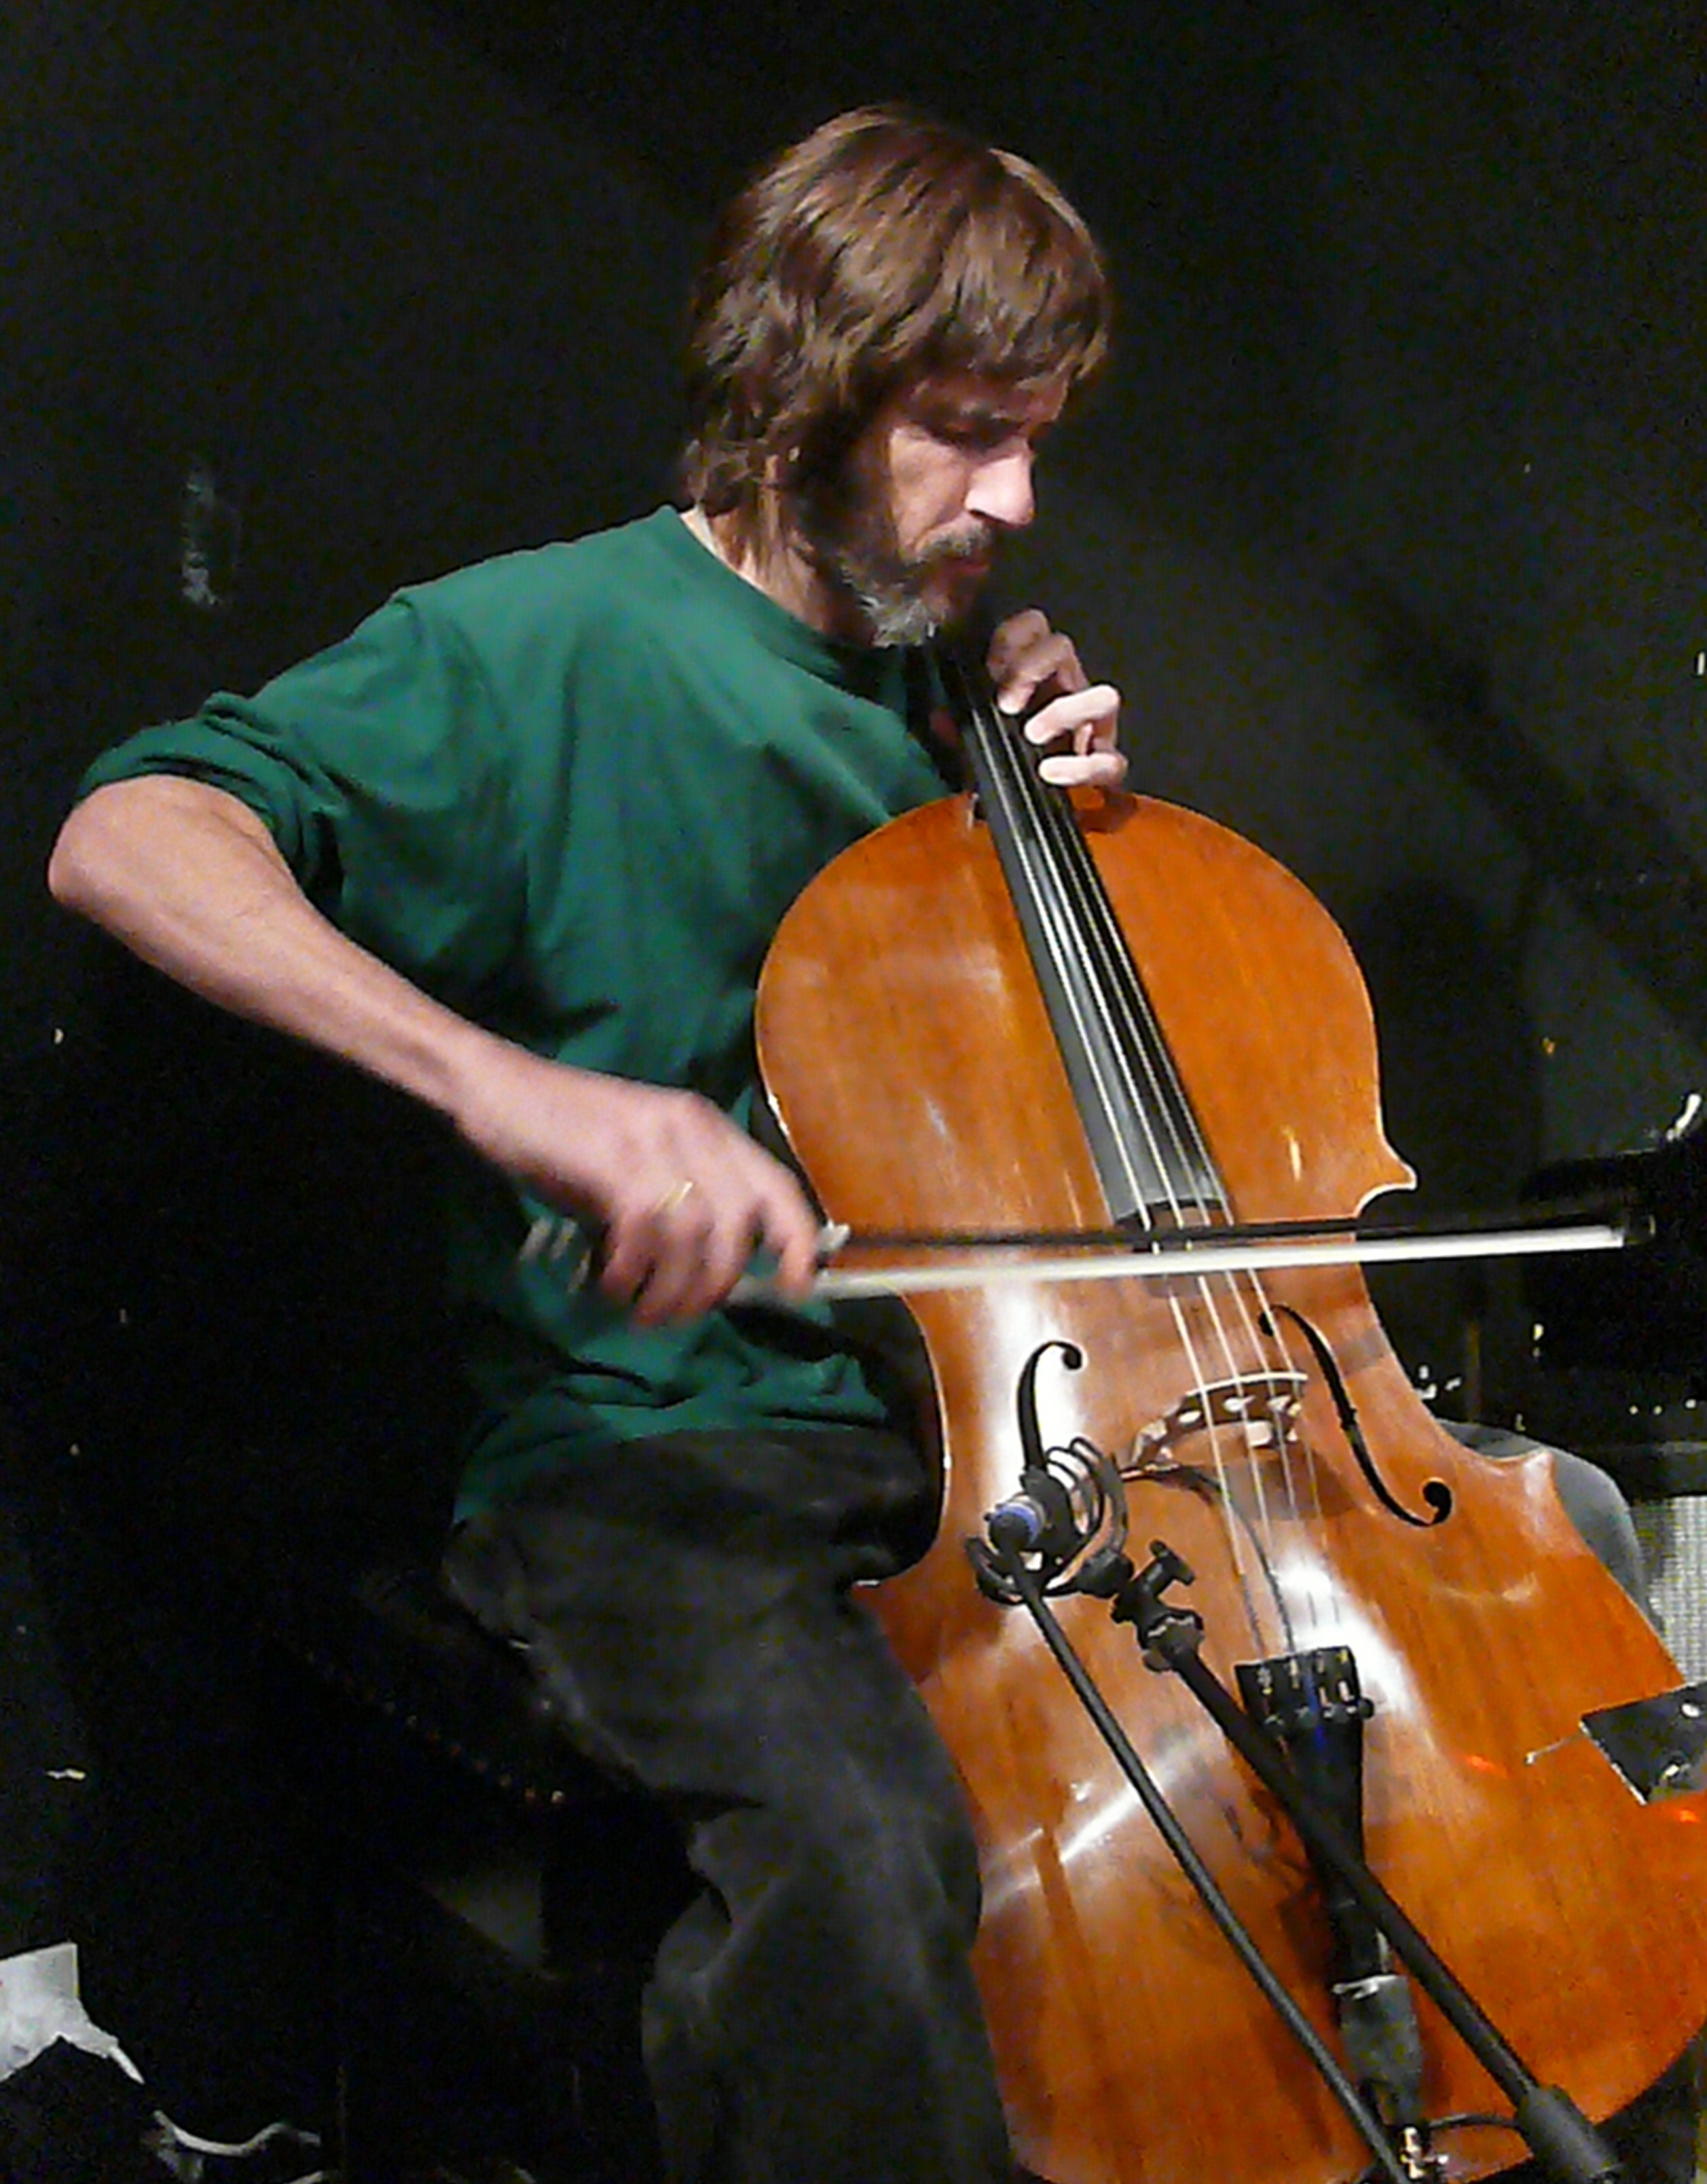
[756,785,1707,2184]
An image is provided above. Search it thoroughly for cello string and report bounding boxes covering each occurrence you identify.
[964,680,1306,1635]
[966,685,1293,1628]
[947,648,1213,1220]
[961,703,1169,1214]
[971,681,1344,1643]
[1052,818,1344,1633]
[1057,860,1352,1636]
[1004,724,1346,1611]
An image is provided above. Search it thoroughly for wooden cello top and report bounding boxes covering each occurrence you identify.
[757,786,1707,2184]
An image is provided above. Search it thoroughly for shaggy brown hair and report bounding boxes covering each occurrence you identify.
[680,107,1112,543]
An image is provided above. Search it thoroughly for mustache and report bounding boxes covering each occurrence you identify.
[912,521,999,570]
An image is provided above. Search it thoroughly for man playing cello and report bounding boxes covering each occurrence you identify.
[49,103,1697,2184]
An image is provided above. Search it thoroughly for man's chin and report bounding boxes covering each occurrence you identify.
[860,596,946,648]
[839,553,994,647]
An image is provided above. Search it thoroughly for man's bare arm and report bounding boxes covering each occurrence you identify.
[48,778,820,1321]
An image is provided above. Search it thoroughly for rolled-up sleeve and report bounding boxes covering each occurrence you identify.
[77,592,528,1002]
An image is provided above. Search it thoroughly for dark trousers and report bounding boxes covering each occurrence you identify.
[442,1425,1016,2184]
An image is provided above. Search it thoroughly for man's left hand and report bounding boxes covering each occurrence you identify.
[987,609,1125,789]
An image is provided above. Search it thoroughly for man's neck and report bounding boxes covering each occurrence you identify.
[682,502,865,644]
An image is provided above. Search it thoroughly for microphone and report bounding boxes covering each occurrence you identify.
[984,1470,1080,1559]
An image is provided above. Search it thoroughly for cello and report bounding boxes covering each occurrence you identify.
[754,657,1707,2184]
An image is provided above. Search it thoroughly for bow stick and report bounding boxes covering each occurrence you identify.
[739,1199,1637,1300]
[519,1196,1642,1298]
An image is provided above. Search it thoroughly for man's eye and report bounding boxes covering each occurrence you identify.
[943,422,1023,454]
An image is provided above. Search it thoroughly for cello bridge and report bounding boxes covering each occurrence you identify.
[1120,1375,1306,1482]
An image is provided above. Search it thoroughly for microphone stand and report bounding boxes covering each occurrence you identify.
[980,1523,1626,2184]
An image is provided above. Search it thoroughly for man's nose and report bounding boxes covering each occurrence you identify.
[967,446,1036,530]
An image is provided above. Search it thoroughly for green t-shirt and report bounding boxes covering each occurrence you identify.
[80,508,953,1507]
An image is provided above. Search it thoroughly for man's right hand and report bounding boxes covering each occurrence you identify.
[449,1047,824,1326]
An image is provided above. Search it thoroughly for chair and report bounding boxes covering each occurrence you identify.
[256,1554,685,2182]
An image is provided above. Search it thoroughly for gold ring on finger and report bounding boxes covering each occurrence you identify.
[653,1178,698,1218]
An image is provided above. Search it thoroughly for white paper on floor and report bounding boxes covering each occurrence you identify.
[0,1940,139,2086]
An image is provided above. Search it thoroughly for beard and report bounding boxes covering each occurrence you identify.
[793,468,998,648]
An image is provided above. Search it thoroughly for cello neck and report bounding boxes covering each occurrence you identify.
[939,643,1225,1228]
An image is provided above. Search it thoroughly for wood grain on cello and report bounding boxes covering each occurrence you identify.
[755,694,1707,2184]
